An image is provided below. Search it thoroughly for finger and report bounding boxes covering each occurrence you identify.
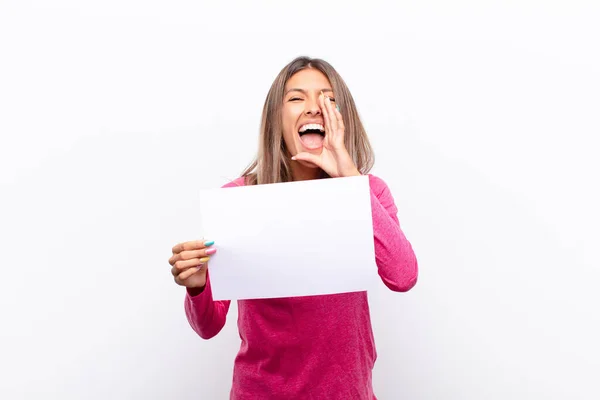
[324,95,338,133]
[177,265,204,281]
[292,152,321,167]
[332,102,345,132]
[172,256,210,273]
[319,92,333,136]
[170,246,217,265]
[175,267,200,283]
[171,239,213,255]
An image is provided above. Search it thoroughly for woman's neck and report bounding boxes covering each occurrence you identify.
[291,163,322,181]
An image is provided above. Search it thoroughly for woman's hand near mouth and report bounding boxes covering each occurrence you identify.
[292,92,361,178]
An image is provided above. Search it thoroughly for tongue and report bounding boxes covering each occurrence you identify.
[300,133,324,148]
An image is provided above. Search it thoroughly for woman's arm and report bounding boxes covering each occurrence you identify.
[183,178,244,339]
[369,175,418,292]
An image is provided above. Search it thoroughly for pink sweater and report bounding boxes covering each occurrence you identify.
[184,174,418,399]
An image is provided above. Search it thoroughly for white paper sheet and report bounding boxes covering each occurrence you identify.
[198,175,379,301]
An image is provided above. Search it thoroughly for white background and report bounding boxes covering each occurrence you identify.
[1,1,599,399]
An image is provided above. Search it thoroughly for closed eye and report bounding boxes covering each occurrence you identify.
[287,96,335,102]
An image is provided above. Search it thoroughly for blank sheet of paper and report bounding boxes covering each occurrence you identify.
[198,175,378,301]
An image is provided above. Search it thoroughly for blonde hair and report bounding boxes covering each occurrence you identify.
[242,56,374,185]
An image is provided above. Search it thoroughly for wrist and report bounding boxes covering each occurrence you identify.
[342,167,361,177]
[337,151,360,177]
[340,161,361,177]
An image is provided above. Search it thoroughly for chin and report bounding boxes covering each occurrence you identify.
[297,159,320,169]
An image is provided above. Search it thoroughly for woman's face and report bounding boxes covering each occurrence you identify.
[282,68,335,165]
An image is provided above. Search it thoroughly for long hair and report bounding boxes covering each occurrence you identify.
[241,56,374,185]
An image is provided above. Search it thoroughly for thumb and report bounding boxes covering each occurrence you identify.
[291,152,321,167]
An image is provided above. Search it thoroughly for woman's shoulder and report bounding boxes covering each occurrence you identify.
[365,173,390,193]
[220,176,247,188]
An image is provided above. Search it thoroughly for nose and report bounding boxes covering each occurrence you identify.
[304,95,321,115]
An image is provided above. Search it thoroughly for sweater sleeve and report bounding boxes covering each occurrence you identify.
[184,270,231,339]
[368,175,418,292]
[183,178,244,339]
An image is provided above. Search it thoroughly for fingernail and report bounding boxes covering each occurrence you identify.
[205,247,217,255]
[200,257,210,263]
[291,156,296,160]
[336,104,340,112]
[204,240,214,247]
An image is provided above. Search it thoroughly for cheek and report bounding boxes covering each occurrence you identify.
[282,130,297,154]
[281,108,299,141]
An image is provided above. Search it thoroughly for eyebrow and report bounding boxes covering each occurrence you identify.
[284,88,334,95]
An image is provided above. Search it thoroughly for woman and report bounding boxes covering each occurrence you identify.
[168,56,418,399]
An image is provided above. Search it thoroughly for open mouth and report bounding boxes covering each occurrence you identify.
[298,123,325,149]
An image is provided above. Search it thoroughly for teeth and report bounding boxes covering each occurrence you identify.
[299,124,325,133]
